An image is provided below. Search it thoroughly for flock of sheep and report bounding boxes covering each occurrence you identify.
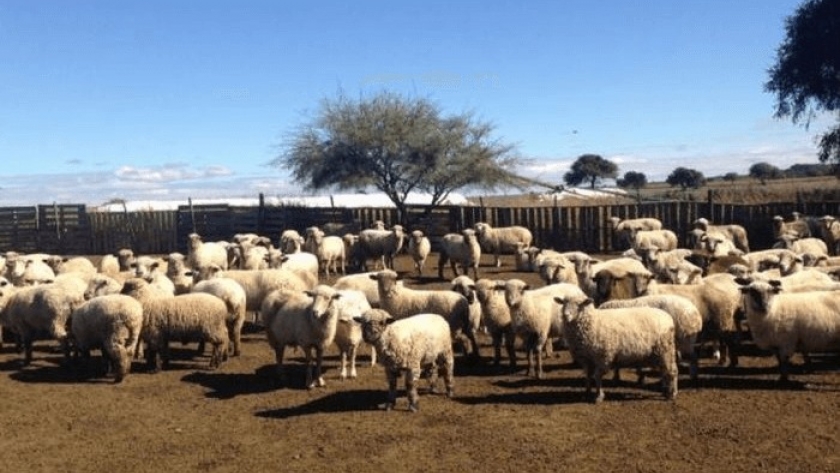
[2,212,840,410]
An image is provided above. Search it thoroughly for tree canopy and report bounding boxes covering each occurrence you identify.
[273,91,522,221]
[749,162,783,184]
[563,154,618,189]
[616,171,647,190]
[765,0,840,167]
[666,167,706,190]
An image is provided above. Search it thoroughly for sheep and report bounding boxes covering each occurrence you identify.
[407,230,431,276]
[473,278,516,368]
[641,248,700,284]
[85,274,124,299]
[356,225,405,271]
[370,269,478,359]
[692,218,750,253]
[631,229,678,254]
[818,215,840,256]
[370,220,387,230]
[69,294,144,382]
[513,243,536,272]
[308,227,346,278]
[341,233,364,272]
[773,214,811,240]
[333,271,382,308]
[99,248,135,276]
[473,222,533,268]
[332,289,376,380]
[501,279,586,379]
[195,264,314,317]
[736,277,840,383]
[6,256,56,286]
[130,256,175,295]
[694,231,743,259]
[164,253,193,294]
[598,294,703,381]
[526,247,562,273]
[0,277,86,364]
[438,228,481,280]
[279,229,305,254]
[266,251,319,288]
[186,232,228,271]
[591,257,654,305]
[45,256,97,279]
[538,254,579,286]
[609,216,663,249]
[554,294,678,403]
[773,235,829,259]
[191,277,247,356]
[450,275,482,348]
[741,248,803,275]
[643,273,742,367]
[353,309,454,412]
[260,285,343,388]
[120,278,229,371]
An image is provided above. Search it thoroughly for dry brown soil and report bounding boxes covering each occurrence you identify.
[2,253,840,473]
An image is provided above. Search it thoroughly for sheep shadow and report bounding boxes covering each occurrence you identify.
[254,389,386,419]
[181,365,286,399]
[8,357,119,385]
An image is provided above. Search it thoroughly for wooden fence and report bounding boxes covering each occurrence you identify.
[1,200,840,256]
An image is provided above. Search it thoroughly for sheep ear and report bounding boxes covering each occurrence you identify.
[332,293,342,301]
[352,316,365,324]
[303,290,315,298]
[385,318,398,325]
[582,298,594,308]
[553,296,565,305]
[769,280,783,292]
[369,273,379,281]
[734,276,752,286]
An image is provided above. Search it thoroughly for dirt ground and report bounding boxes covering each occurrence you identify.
[2,253,840,473]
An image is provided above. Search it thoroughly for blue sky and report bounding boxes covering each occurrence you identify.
[0,0,829,206]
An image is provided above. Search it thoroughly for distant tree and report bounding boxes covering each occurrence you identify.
[749,162,783,184]
[723,172,739,183]
[765,0,840,170]
[273,91,523,222]
[786,163,832,177]
[666,167,706,190]
[563,154,618,189]
[616,171,647,200]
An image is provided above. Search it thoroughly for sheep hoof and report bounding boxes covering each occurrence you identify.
[408,403,419,412]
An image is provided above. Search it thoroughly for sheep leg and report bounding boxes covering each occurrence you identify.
[339,350,348,380]
[534,340,545,380]
[273,345,287,384]
[230,319,243,357]
[385,370,399,410]
[491,332,503,366]
[347,345,358,379]
[21,334,34,366]
[441,355,454,398]
[776,351,792,384]
[406,368,420,412]
[593,367,606,403]
[494,252,502,268]
[160,337,172,370]
[504,332,517,370]
[307,346,325,389]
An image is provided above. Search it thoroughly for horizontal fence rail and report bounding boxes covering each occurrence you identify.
[1,200,839,256]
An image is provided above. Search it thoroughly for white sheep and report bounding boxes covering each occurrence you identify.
[438,228,481,280]
[45,256,97,280]
[773,235,829,259]
[187,232,229,271]
[195,264,314,316]
[554,294,678,403]
[266,250,319,288]
[261,285,343,388]
[279,229,304,254]
[131,256,175,295]
[99,248,135,276]
[357,225,405,271]
[333,271,383,308]
[164,252,193,294]
[818,215,840,256]
[450,275,482,350]
[84,273,124,299]
[474,222,533,268]
[473,278,516,368]
[737,277,840,382]
[370,269,478,359]
[631,229,678,254]
[501,279,586,379]
[69,294,144,382]
[609,216,663,249]
[407,230,431,276]
[332,289,376,380]
[191,277,247,356]
[353,309,454,412]
[308,227,346,278]
[773,214,811,239]
[120,278,229,371]
[538,254,579,286]
[591,257,654,305]
[693,218,750,253]
[598,294,703,381]
[6,256,56,286]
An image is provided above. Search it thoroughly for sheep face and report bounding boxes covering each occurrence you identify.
[451,276,476,303]
[354,308,394,344]
[187,233,203,250]
[502,279,529,309]
[6,258,25,279]
[410,230,425,244]
[303,286,342,322]
[554,295,593,324]
[738,279,782,315]
[371,270,400,298]
[117,249,135,271]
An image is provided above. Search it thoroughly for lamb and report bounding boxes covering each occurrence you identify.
[261,285,343,388]
[120,278,229,371]
[370,269,478,358]
[332,289,376,380]
[736,277,840,382]
[353,309,454,412]
[357,225,405,271]
[407,230,431,276]
[501,279,586,379]
[554,294,678,403]
[307,226,346,278]
[191,277,247,356]
[609,216,663,249]
[473,222,533,268]
[693,218,750,253]
[164,253,193,294]
[438,228,481,280]
[598,294,703,381]
[473,278,516,368]
[279,229,305,254]
[818,215,840,255]
[69,294,144,382]
[186,232,229,271]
